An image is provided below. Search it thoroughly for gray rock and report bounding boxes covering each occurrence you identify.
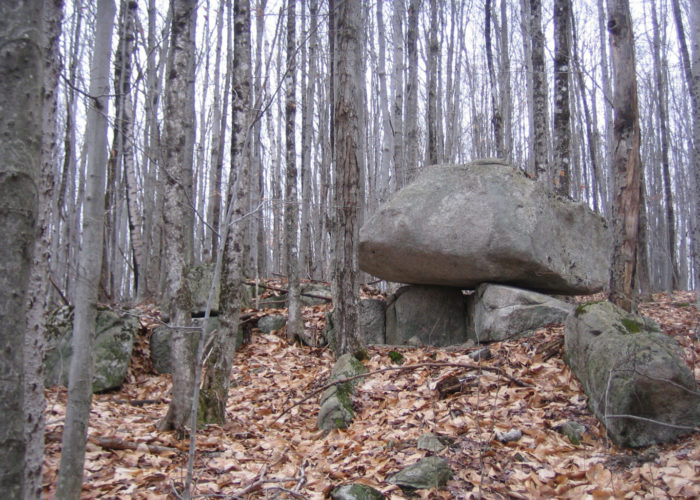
[359,160,610,294]
[257,314,287,333]
[556,421,587,445]
[417,433,450,452]
[331,484,385,500]
[565,301,700,447]
[301,283,332,306]
[151,317,246,374]
[467,283,573,342]
[318,354,368,430]
[388,456,452,490]
[386,286,467,346]
[185,263,220,314]
[359,298,386,344]
[44,306,138,392]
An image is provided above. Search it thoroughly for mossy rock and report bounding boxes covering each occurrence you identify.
[388,456,453,490]
[318,354,368,430]
[331,484,385,500]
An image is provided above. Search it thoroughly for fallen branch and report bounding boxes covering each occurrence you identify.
[90,436,181,454]
[276,361,532,421]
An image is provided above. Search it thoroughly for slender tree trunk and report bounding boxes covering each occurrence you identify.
[690,0,700,305]
[332,0,366,358]
[426,0,440,164]
[520,0,535,175]
[392,0,405,189]
[0,1,43,496]
[159,0,198,434]
[376,0,393,203]
[530,0,548,181]
[199,0,252,425]
[552,0,571,196]
[598,0,614,212]
[485,0,503,157]
[285,0,302,342]
[607,0,643,313]
[56,1,115,497]
[405,0,420,178]
[650,1,678,291]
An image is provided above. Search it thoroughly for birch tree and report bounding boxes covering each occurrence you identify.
[56,0,116,497]
[607,0,643,312]
[0,1,43,496]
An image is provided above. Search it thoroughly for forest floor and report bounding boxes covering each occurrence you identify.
[42,289,700,499]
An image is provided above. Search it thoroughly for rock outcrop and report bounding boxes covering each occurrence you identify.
[565,301,700,447]
[359,160,610,295]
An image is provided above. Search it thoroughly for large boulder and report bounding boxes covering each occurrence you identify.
[467,283,573,342]
[565,301,700,447]
[386,286,467,346]
[45,306,138,392]
[359,160,610,295]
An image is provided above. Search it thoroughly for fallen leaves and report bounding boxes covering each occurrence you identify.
[42,291,699,498]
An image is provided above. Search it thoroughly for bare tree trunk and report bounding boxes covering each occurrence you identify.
[376,0,393,203]
[690,0,700,306]
[499,0,512,160]
[552,0,571,196]
[285,0,302,342]
[607,0,643,313]
[650,1,678,291]
[0,1,43,496]
[56,1,115,497]
[159,0,198,434]
[199,0,252,425]
[530,0,549,181]
[598,0,614,212]
[392,0,405,189]
[426,0,440,164]
[485,0,503,157]
[405,0,420,179]
[23,3,63,497]
[332,0,366,359]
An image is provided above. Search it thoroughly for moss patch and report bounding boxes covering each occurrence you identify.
[574,301,604,317]
[620,317,643,334]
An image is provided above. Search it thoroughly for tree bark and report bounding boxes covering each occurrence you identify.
[332,0,366,359]
[199,0,252,425]
[530,0,549,181]
[56,1,115,497]
[485,0,503,158]
[23,2,63,497]
[552,0,571,197]
[405,0,420,179]
[426,0,440,165]
[690,0,700,306]
[285,0,302,342]
[607,0,643,313]
[0,1,43,497]
[159,0,198,434]
[392,0,405,189]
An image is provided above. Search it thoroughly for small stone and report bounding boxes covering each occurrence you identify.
[388,456,453,490]
[331,484,385,500]
[497,429,523,443]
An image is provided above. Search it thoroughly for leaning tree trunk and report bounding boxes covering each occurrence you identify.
[56,1,115,497]
[0,1,43,497]
[607,0,643,313]
[159,0,198,434]
[332,0,367,359]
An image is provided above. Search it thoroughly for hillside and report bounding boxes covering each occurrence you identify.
[42,291,699,498]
